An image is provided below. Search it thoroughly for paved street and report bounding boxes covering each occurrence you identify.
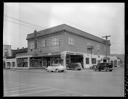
[4,67,124,97]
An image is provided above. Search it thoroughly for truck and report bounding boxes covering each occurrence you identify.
[92,62,113,72]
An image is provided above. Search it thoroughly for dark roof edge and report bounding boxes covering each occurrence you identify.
[26,24,110,45]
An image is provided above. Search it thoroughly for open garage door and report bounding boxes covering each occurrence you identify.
[66,53,84,69]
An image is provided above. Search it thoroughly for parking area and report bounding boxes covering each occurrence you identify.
[4,67,124,96]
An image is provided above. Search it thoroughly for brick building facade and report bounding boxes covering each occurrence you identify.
[22,24,111,69]
[4,24,121,69]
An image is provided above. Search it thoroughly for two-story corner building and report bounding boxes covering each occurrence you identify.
[18,24,111,69]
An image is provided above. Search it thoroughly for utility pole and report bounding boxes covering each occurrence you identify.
[102,35,111,62]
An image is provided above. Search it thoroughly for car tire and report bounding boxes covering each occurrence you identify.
[56,69,58,72]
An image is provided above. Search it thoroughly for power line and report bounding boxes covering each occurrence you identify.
[4,18,37,29]
[4,14,43,29]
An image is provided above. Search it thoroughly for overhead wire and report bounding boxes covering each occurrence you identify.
[4,14,43,30]
[4,18,38,30]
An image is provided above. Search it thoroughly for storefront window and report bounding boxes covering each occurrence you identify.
[7,62,11,67]
[114,60,117,66]
[17,58,28,67]
[86,58,89,64]
[12,62,15,67]
[92,58,96,64]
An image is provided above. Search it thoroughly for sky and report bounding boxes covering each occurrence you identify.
[3,3,124,54]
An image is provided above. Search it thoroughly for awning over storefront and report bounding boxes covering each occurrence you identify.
[16,53,32,58]
[32,52,61,57]
[66,51,83,55]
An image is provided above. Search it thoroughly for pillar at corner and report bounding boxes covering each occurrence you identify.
[83,54,86,69]
[28,57,30,69]
[61,52,67,68]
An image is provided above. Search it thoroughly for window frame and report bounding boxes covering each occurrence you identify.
[51,38,59,46]
[68,37,74,45]
[92,58,96,64]
[30,41,34,51]
[86,58,89,64]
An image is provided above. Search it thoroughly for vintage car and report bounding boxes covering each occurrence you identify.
[46,64,66,72]
[93,63,113,72]
[66,63,82,70]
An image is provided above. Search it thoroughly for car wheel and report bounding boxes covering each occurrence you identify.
[61,70,64,72]
[56,69,58,72]
[109,70,112,72]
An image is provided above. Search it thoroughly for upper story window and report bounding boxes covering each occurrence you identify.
[42,40,46,47]
[51,38,59,46]
[30,42,34,51]
[68,37,74,45]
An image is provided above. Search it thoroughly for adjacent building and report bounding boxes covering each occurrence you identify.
[3,45,12,58]
[3,47,28,69]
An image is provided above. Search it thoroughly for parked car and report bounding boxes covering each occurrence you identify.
[94,63,113,72]
[66,63,82,70]
[90,65,97,70]
[46,64,66,72]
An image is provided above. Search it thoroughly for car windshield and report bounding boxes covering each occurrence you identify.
[71,63,81,67]
[99,63,109,65]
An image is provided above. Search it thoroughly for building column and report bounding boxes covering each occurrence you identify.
[83,54,86,69]
[10,62,12,69]
[61,51,66,68]
[15,59,17,68]
[28,57,30,69]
